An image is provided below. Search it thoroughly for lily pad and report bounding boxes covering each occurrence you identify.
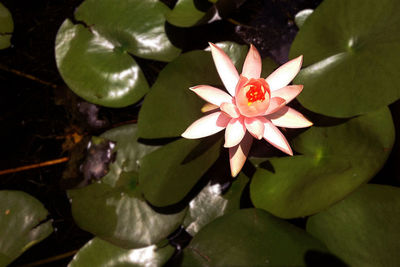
[139,137,222,207]
[69,124,186,248]
[250,107,394,218]
[0,3,13,49]
[183,173,248,236]
[307,184,400,267]
[166,0,206,27]
[69,238,175,267]
[290,0,400,117]
[0,191,53,266]
[182,208,327,266]
[55,0,181,107]
[138,42,276,138]
[294,9,313,28]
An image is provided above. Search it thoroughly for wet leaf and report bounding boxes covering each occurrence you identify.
[290,0,400,117]
[69,124,186,248]
[182,208,327,266]
[307,184,400,267]
[250,107,394,218]
[294,9,313,28]
[139,137,222,207]
[0,191,53,266]
[55,0,181,107]
[0,3,13,49]
[69,238,175,267]
[183,173,248,235]
[138,42,276,138]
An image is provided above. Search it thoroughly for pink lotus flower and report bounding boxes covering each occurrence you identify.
[182,43,312,177]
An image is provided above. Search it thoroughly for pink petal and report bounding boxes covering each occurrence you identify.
[265,55,303,91]
[220,102,240,118]
[182,111,230,139]
[224,117,246,148]
[229,132,253,177]
[190,85,233,106]
[244,117,264,140]
[201,103,219,113]
[264,97,286,115]
[267,107,313,128]
[209,42,240,96]
[270,85,303,104]
[241,44,262,79]
[261,118,293,155]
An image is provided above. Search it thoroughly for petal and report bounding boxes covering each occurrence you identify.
[261,118,293,155]
[244,117,264,140]
[242,44,262,79]
[229,132,253,177]
[201,103,219,113]
[267,107,313,128]
[209,42,240,96]
[182,111,230,139]
[190,85,233,106]
[220,102,240,118]
[270,85,303,104]
[263,97,286,115]
[265,55,303,91]
[224,117,246,148]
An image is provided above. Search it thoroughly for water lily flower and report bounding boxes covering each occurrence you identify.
[182,43,312,177]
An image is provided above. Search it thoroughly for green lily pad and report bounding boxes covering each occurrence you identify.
[69,238,175,267]
[139,137,222,207]
[0,191,53,266]
[0,3,13,49]
[138,42,276,138]
[55,0,181,107]
[183,174,248,235]
[166,0,206,27]
[290,0,400,117]
[69,124,186,248]
[307,184,400,267]
[182,208,327,266]
[250,107,395,218]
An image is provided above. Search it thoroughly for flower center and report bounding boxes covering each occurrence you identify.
[245,84,267,105]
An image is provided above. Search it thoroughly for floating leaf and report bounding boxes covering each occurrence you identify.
[0,3,13,49]
[182,209,327,266]
[307,184,400,267]
[139,137,222,207]
[69,124,186,248]
[0,191,53,266]
[183,174,248,235]
[290,0,400,117]
[55,0,181,107]
[166,0,206,27]
[138,42,276,138]
[250,107,394,218]
[69,238,175,267]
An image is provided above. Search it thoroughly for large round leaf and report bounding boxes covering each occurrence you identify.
[68,124,186,248]
[307,184,400,267]
[139,137,222,207]
[0,191,53,266]
[183,173,248,236]
[250,107,395,218]
[290,0,400,117]
[0,3,13,49]
[138,42,277,138]
[55,20,149,107]
[182,208,327,266]
[69,238,175,267]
